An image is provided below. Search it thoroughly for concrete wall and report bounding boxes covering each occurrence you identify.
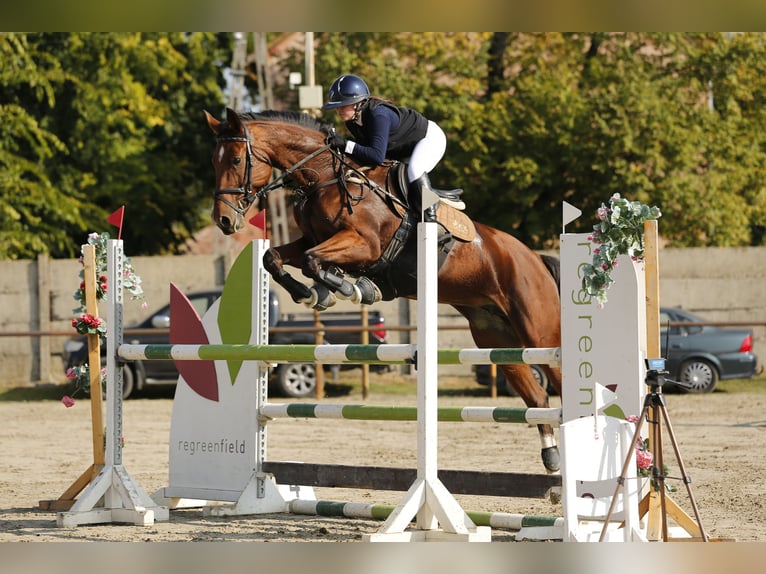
[1,245,764,385]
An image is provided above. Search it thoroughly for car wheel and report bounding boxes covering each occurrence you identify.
[274,363,317,398]
[678,359,718,393]
[502,365,549,396]
[119,364,136,399]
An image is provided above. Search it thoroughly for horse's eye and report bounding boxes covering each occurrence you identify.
[232,157,242,166]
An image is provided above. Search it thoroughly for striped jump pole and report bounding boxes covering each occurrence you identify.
[260,403,562,427]
[117,343,561,367]
[289,499,563,537]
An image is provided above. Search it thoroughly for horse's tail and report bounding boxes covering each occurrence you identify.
[541,254,560,293]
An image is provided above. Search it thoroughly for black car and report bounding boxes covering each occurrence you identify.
[659,306,758,393]
[473,307,759,396]
[62,289,388,399]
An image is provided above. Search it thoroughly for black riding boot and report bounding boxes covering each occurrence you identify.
[408,173,464,217]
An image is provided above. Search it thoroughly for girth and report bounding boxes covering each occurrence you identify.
[363,208,456,300]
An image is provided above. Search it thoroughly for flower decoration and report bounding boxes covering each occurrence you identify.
[626,414,674,492]
[72,231,146,315]
[61,364,107,407]
[581,194,661,306]
[71,312,107,337]
[65,231,147,408]
[627,414,654,477]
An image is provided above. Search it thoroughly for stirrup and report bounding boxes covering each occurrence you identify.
[434,188,463,200]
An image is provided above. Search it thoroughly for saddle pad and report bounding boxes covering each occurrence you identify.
[436,203,476,242]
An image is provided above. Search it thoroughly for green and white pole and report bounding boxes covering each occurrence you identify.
[289,499,563,536]
[260,403,562,426]
[117,343,561,366]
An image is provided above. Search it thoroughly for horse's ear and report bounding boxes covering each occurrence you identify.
[225,107,243,133]
[204,110,222,135]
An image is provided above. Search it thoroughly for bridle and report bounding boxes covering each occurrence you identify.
[213,120,334,217]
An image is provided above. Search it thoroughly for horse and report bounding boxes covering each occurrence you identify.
[205,107,563,473]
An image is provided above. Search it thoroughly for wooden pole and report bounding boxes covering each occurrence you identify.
[644,220,661,360]
[313,310,324,399]
[361,306,370,399]
[39,244,104,510]
[84,245,105,466]
[642,219,704,541]
[643,219,664,540]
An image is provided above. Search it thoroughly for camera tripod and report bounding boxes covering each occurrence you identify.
[600,363,709,542]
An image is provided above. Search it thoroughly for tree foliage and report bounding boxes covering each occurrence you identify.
[0,32,229,259]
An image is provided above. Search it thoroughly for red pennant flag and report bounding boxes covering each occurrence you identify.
[106,206,125,239]
[249,210,267,232]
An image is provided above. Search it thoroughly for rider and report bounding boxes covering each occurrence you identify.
[322,74,464,211]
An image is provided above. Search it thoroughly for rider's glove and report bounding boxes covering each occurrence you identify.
[327,134,347,152]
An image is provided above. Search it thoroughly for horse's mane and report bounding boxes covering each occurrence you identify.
[237,110,333,136]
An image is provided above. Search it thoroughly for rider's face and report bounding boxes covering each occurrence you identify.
[336,104,356,122]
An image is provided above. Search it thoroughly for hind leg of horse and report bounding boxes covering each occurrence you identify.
[457,310,560,472]
[499,364,560,473]
[543,365,562,396]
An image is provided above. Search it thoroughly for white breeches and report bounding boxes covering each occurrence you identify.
[406,120,446,182]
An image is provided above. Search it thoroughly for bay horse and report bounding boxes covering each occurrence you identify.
[205,107,563,473]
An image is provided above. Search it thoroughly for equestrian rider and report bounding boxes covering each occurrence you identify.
[322,74,464,211]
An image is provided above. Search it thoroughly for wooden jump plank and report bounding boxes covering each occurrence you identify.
[262,461,561,499]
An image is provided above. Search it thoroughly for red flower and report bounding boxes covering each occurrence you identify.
[636,448,653,470]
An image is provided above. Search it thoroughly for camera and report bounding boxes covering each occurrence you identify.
[645,357,692,391]
[645,357,666,371]
[645,357,669,388]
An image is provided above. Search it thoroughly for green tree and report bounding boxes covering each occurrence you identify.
[0,32,229,259]
[0,33,90,259]
[445,33,766,248]
[6,32,766,258]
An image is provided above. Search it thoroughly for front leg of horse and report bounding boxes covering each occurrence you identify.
[304,256,382,306]
[262,242,334,309]
[263,247,312,302]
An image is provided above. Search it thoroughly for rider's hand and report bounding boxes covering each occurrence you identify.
[327,134,347,152]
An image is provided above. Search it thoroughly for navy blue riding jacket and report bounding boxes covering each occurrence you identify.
[345,99,428,165]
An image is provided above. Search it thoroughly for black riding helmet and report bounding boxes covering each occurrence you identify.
[322,74,370,110]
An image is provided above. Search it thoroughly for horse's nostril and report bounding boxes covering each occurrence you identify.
[220,216,231,229]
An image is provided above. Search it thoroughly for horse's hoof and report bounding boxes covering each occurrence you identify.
[348,284,363,305]
[355,276,381,305]
[310,284,337,311]
[541,446,560,473]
